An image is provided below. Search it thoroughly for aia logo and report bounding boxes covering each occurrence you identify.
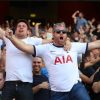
[54,55,73,65]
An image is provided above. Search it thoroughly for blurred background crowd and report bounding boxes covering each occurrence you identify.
[0,0,100,100]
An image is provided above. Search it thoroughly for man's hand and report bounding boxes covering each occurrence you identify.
[92,81,100,93]
[5,28,14,40]
[64,38,71,51]
[35,22,41,26]
[39,82,49,89]
[72,10,80,19]
[75,10,80,14]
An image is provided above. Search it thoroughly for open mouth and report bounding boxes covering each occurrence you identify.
[19,30,24,32]
[60,37,63,40]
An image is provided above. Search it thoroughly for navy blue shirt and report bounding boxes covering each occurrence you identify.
[33,75,50,100]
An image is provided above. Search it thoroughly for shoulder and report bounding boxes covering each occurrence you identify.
[71,42,87,47]
[71,42,87,53]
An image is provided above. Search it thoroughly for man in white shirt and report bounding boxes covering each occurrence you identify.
[0,19,52,100]
[5,22,100,100]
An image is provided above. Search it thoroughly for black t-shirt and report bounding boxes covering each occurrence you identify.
[80,61,99,77]
[33,75,50,100]
[93,62,100,71]
[81,66,95,77]
[93,69,100,82]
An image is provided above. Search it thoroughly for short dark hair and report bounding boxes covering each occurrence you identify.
[16,19,30,30]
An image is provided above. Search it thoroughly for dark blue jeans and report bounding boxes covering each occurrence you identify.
[50,82,90,100]
[2,81,33,100]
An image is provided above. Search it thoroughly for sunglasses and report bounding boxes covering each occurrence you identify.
[54,30,67,34]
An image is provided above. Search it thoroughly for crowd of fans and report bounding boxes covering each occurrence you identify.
[0,10,100,100]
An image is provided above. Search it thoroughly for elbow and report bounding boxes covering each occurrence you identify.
[72,16,74,18]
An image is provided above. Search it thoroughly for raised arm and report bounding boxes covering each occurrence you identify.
[88,40,100,50]
[6,31,35,55]
[72,10,79,23]
[34,23,41,37]
[72,10,79,19]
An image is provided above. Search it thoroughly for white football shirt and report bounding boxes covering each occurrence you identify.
[4,37,42,83]
[35,42,87,92]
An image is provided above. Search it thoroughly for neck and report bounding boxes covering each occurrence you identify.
[15,35,27,39]
[34,72,41,75]
[53,42,64,47]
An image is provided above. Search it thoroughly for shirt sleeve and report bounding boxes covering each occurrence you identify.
[35,44,47,57]
[71,42,88,54]
[3,36,10,46]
